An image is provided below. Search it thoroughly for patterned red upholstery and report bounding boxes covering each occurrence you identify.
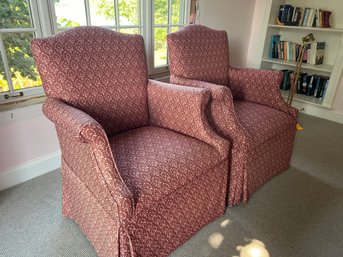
[168,24,299,205]
[234,101,295,145]
[167,24,229,85]
[110,126,224,212]
[32,26,149,137]
[32,26,229,256]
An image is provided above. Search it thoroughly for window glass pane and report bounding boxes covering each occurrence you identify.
[118,0,140,26]
[119,28,140,34]
[154,0,168,25]
[154,27,168,67]
[89,0,116,26]
[3,32,41,90]
[54,0,87,28]
[0,0,32,29]
[171,0,185,25]
[0,57,9,92]
[170,26,182,33]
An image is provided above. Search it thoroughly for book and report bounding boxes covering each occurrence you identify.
[315,76,329,98]
[321,79,330,98]
[281,70,293,90]
[298,7,305,26]
[307,75,317,96]
[299,74,311,95]
[323,11,332,28]
[269,35,281,58]
[303,8,310,26]
[307,8,315,27]
[313,76,322,97]
[298,73,307,93]
[277,5,333,29]
[310,42,325,65]
[278,5,285,22]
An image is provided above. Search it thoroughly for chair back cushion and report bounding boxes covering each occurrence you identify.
[32,26,149,136]
[167,25,229,85]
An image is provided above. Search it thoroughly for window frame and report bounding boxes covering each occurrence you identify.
[0,0,45,101]
[150,0,189,74]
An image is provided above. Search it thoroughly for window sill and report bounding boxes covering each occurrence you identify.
[0,94,46,112]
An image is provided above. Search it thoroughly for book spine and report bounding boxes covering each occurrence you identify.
[324,11,332,28]
[320,79,330,98]
[307,75,315,95]
[303,8,309,26]
[307,9,314,27]
[319,10,323,28]
[298,7,304,26]
[301,74,308,94]
[279,5,285,22]
[313,76,322,97]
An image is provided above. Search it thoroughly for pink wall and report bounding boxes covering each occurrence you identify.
[198,0,256,67]
[0,104,60,173]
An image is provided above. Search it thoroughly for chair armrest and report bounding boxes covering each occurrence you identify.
[170,75,251,150]
[43,98,134,219]
[43,97,104,143]
[147,79,229,158]
[228,66,298,120]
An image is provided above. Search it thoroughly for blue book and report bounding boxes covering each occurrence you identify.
[269,35,281,58]
[313,76,322,97]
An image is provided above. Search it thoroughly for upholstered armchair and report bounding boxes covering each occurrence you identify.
[167,25,298,206]
[31,26,229,257]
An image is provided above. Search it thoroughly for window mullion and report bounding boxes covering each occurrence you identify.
[167,0,172,34]
[114,0,120,28]
[29,0,42,37]
[84,0,92,25]
[143,0,152,73]
[0,33,15,95]
[48,0,58,34]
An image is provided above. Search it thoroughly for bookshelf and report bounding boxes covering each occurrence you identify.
[260,0,343,109]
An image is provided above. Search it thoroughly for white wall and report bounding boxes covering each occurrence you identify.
[197,0,256,67]
[0,104,60,190]
[0,104,59,172]
[333,73,343,111]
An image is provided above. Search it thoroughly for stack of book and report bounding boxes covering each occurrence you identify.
[280,70,330,99]
[269,35,325,65]
[278,5,332,28]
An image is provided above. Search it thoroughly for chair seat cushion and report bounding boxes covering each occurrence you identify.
[110,126,223,212]
[234,101,296,145]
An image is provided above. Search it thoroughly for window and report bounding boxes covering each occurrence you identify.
[0,0,189,102]
[49,0,188,73]
[0,0,44,100]
[52,0,142,34]
[153,0,187,70]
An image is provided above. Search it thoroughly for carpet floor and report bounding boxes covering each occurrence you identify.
[0,114,342,257]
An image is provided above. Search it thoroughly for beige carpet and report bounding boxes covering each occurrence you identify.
[1,113,342,257]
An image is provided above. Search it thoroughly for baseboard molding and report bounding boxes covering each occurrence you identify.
[293,101,343,124]
[0,151,61,191]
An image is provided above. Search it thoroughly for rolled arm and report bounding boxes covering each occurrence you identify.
[170,75,251,151]
[43,97,104,143]
[147,79,229,158]
[43,98,134,220]
[228,66,298,119]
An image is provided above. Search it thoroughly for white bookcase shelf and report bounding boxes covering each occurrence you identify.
[261,58,333,73]
[279,90,329,108]
[268,24,343,33]
[260,0,343,109]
